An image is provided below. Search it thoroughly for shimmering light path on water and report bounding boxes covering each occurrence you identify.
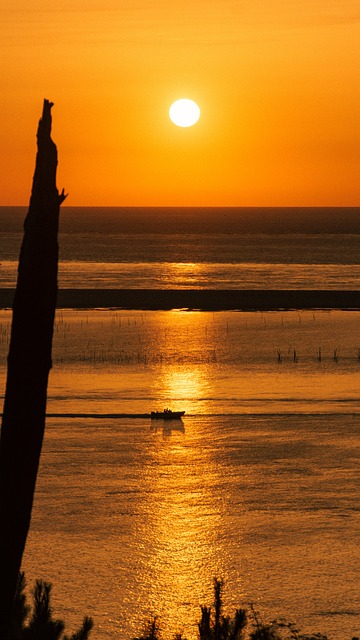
[21,414,360,640]
[1,260,360,289]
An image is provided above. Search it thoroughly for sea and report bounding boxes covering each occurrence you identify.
[0,206,359,639]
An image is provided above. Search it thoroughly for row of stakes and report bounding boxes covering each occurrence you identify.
[276,347,360,363]
[52,346,360,365]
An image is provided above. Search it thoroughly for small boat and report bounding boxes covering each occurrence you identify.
[150,409,185,420]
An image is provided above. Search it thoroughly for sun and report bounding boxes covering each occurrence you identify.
[169,99,200,128]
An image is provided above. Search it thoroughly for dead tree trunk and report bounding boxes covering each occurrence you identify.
[0,99,66,638]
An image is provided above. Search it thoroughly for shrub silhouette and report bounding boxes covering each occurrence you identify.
[9,574,360,640]
[198,579,247,640]
[135,579,248,640]
[8,572,93,640]
[134,578,359,640]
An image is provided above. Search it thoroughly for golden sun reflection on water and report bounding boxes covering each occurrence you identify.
[163,262,204,288]
[148,310,217,415]
[135,424,228,639]
[135,354,230,637]
[154,366,210,412]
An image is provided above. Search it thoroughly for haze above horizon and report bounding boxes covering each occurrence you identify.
[1,1,359,207]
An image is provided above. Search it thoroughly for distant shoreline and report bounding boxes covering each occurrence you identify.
[0,289,359,311]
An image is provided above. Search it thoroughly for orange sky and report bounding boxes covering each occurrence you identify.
[1,1,360,206]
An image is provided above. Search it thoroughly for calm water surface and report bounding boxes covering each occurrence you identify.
[0,206,359,638]
[22,414,360,640]
[0,207,360,289]
[0,309,359,639]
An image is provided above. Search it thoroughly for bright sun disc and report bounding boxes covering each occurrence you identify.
[169,99,200,127]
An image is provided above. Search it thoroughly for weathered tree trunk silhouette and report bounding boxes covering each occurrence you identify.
[0,99,66,638]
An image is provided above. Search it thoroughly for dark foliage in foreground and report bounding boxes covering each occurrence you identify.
[8,572,93,640]
[9,574,359,640]
[134,578,360,640]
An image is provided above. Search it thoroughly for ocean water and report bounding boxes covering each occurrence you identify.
[0,308,359,639]
[0,206,360,289]
[0,207,359,639]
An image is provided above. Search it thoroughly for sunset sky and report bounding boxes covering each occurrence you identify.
[1,0,359,206]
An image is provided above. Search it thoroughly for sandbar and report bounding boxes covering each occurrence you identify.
[0,288,359,311]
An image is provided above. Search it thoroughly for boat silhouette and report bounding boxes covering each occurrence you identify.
[150,408,185,420]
